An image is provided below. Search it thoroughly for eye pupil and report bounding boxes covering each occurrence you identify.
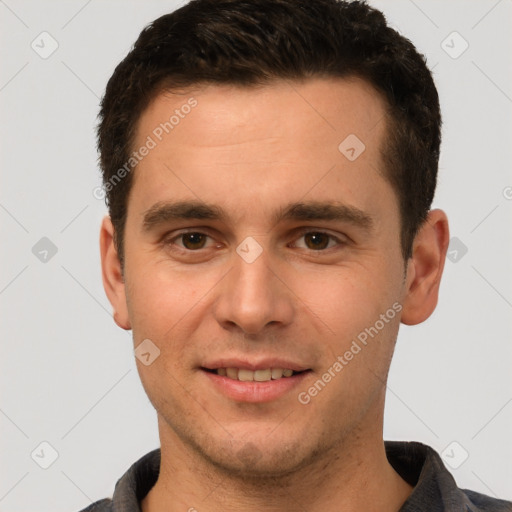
[305,232,329,250]
[182,233,206,250]
[177,232,335,252]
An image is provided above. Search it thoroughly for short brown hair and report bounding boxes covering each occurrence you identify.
[98,0,441,264]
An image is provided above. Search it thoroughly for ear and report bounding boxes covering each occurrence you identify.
[99,216,131,330]
[401,209,450,325]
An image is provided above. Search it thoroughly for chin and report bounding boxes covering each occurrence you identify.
[157,400,340,479]
[207,447,311,480]
[187,428,326,481]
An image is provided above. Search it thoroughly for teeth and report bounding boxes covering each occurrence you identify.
[254,369,272,382]
[216,367,298,381]
[271,368,283,379]
[238,369,254,381]
[226,367,238,379]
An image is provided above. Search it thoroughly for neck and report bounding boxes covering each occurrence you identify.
[141,419,412,512]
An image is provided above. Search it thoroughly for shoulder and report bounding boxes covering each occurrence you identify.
[464,489,512,512]
[73,448,160,512]
[76,498,112,512]
[385,441,512,512]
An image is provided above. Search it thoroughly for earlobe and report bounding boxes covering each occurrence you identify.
[99,216,131,330]
[401,209,450,326]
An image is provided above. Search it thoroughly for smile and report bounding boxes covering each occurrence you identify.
[201,365,311,403]
[205,367,303,381]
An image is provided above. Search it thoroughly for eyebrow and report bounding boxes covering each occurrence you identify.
[142,199,374,231]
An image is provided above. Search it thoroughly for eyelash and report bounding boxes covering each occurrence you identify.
[163,228,347,254]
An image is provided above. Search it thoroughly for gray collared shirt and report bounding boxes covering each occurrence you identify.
[77,441,512,511]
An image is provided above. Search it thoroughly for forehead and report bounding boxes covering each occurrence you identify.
[137,77,387,149]
[128,77,393,225]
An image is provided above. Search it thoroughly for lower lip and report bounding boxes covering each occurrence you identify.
[201,369,311,403]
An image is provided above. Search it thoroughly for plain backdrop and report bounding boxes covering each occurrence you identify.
[1,1,511,510]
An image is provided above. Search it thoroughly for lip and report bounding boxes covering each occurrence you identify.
[200,367,312,403]
[201,358,310,372]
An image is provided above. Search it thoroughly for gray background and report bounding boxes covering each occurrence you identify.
[1,0,511,510]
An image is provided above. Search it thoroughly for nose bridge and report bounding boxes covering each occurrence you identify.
[214,240,294,334]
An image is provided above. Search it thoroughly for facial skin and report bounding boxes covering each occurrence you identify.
[101,78,449,511]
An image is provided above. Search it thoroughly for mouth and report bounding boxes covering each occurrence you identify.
[201,367,307,382]
[200,362,312,403]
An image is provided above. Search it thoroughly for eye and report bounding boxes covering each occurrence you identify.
[163,229,346,255]
[166,231,214,251]
[291,231,345,251]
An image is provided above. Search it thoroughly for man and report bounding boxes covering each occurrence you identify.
[82,0,512,510]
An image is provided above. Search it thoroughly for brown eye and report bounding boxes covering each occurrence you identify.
[291,230,344,252]
[303,232,331,250]
[181,233,207,250]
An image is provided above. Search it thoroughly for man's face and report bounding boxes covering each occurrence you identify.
[116,78,410,475]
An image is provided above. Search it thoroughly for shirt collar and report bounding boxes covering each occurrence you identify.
[107,441,498,512]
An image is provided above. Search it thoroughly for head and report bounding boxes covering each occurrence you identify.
[99,0,449,480]
[98,0,441,265]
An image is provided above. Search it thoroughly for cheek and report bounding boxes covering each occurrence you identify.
[294,264,394,327]
[125,257,223,349]
[126,267,208,402]
[293,264,403,377]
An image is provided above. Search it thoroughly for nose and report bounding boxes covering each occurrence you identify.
[213,245,295,336]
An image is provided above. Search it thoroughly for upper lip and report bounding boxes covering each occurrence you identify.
[201,358,311,372]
